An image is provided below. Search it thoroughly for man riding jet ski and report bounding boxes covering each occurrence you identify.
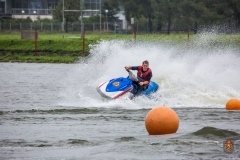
[96,60,158,100]
[124,60,152,97]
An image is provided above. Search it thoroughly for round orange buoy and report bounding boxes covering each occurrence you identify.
[226,99,240,110]
[145,106,179,135]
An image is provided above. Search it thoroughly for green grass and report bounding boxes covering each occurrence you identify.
[0,32,239,63]
[0,53,81,63]
[0,33,91,53]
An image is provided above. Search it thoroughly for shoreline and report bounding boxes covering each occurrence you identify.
[0,52,89,63]
[1,33,239,63]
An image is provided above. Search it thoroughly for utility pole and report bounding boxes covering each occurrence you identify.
[105,9,108,32]
[100,0,102,34]
[80,0,84,37]
[62,0,64,32]
[80,0,85,57]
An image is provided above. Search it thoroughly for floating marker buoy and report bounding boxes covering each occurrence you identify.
[145,106,179,135]
[226,98,240,110]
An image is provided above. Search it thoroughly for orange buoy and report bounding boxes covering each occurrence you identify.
[226,99,240,110]
[145,106,179,135]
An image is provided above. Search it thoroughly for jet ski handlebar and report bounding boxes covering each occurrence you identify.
[125,68,139,82]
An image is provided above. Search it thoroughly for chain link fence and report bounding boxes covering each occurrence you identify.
[0,21,239,33]
[0,22,123,33]
[0,21,192,33]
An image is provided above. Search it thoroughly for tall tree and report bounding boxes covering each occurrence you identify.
[138,0,153,32]
[102,0,120,22]
[120,0,153,32]
[51,0,240,33]
[120,0,141,22]
[151,0,163,32]
[212,0,240,31]
[51,0,82,33]
[152,0,179,34]
[228,0,240,29]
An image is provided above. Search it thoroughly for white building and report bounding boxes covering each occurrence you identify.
[0,0,103,21]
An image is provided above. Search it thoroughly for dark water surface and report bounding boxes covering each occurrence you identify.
[1,107,240,159]
[0,63,239,159]
[2,29,240,159]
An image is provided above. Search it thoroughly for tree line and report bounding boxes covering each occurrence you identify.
[52,0,240,33]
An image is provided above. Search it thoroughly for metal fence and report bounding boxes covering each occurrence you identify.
[0,21,191,33]
[12,9,51,15]
[0,21,238,33]
[0,21,125,33]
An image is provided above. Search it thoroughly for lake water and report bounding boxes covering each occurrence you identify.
[0,36,240,159]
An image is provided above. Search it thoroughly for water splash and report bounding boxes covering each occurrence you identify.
[59,34,240,109]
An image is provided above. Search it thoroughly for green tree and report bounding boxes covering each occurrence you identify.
[51,0,82,33]
[203,0,240,31]
[51,0,240,33]
[120,0,153,32]
[227,0,240,29]
[120,0,141,22]
[139,0,153,32]
[151,0,180,34]
[102,0,120,22]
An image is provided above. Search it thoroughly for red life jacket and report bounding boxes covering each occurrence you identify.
[137,66,152,84]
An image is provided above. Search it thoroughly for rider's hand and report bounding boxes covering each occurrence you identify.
[125,66,130,70]
[139,82,144,86]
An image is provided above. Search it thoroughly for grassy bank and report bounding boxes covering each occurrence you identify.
[0,33,92,53]
[0,32,239,63]
[0,32,95,63]
[0,53,81,63]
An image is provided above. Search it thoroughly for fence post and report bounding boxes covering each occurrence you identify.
[107,22,108,32]
[126,21,128,34]
[93,23,94,32]
[134,30,136,43]
[30,23,32,31]
[10,23,11,32]
[51,23,53,31]
[35,29,38,56]
[82,30,85,57]
[41,22,43,31]
[188,29,190,42]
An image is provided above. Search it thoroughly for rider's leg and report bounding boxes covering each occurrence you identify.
[134,85,147,97]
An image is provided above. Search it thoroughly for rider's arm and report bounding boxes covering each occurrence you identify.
[139,72,152,85]
[125,66,138,70]
[140,81,149,85]
[131,66,138,70]
[145,72,152,81]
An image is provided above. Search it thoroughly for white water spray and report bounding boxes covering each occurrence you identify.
[59,34,240,109]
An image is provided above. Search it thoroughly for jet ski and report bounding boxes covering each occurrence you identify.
[96,70,159,100]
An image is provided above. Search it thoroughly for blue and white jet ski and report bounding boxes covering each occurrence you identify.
[96,70,159,100]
